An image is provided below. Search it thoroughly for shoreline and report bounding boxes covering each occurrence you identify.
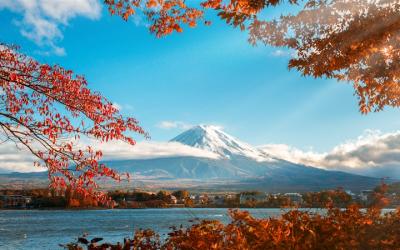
[3,206,395,211]
[0,206,303,211]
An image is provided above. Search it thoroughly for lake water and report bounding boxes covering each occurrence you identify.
[0,208,290,250]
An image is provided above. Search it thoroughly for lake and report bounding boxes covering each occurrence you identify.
[0,208,292,249]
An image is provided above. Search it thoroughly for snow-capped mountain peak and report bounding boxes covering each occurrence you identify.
[170,125,273,161]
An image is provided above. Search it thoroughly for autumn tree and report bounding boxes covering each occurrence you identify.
[105,0,400,113]
[172,189,189,200]
[156,190,172,202]
[0,44,146,202]
[302,189,353,208]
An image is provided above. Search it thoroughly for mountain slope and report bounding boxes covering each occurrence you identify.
[171,125,272,161]
[106,157,249,179]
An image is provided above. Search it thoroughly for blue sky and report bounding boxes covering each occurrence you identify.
[1,1,400,152]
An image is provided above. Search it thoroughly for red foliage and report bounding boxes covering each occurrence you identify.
[0,44,146,202]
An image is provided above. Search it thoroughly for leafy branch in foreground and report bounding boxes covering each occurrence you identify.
[0,44,146,202]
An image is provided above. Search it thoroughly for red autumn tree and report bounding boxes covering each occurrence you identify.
[0,44,146,202]
[105,0,400,114]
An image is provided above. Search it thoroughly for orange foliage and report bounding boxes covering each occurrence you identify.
[248,0,400,114]
[64,205,400,249]
[105,0,203,37]
[62,185,400,249]
[302,188,352,208]
[104,0,291,37]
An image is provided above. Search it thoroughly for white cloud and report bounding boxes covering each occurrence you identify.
[318,130,400,168]
[0,0,102,55]
[271,49,288,57]
[0,142,46,173]
[112,102,122,111]
[122,104,134,111]
[157,121,193,130]
[259,130,400,178]
[113,102,134,112]
[0,138,220,173]
[259,144,324,166]
[271,49,297,57]
[93,140,220,160]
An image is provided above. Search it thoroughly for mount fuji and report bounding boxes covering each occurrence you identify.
[102,125,380,191]
[0,125,382,192]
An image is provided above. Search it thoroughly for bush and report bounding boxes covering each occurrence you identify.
[62,205,400,250]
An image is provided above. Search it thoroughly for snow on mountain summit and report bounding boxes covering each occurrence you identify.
[170,125,273,162]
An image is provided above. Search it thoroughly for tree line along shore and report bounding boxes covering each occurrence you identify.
[2,182,400,209]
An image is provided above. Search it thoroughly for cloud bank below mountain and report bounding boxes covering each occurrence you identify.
[0,139,220,173]
[93,140,220,161]
[259,130,400,178]
[1,126,400,179]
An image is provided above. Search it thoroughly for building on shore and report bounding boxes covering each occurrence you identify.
[170,195,178,204]
[360,190,374,202]
[0,195,32,208]
[212,195,225,206]
[194,194,209,205]
[283,193,303,205]
[239,192,267,205]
